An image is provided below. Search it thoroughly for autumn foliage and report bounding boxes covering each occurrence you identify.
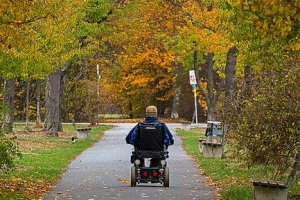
[0,0,300,177]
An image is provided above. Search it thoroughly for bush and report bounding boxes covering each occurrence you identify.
[226,65,300,173]
[0,134,22,172]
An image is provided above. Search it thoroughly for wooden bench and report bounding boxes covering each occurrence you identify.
[76,128,92,138]
[252,151,300,200]
[181,121,191,131]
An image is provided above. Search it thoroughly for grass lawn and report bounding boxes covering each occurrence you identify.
[176,127,300,200]
[0,123,112,200]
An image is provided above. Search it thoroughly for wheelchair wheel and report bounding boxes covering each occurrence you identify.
[131,166,137,187]
[163,166,169,187]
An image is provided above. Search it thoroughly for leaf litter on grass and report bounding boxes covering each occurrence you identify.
[0,130,74,199]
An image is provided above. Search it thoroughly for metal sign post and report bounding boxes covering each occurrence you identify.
[189,70,198,123]
[97,64,101,95]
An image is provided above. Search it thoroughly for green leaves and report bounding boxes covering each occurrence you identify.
[0,0,108,80]
[0,135,22,172]
[224,0,300,69]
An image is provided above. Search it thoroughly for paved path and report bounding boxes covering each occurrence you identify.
[42,123,216,200]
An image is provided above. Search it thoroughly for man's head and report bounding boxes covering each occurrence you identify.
[146,105,157,117]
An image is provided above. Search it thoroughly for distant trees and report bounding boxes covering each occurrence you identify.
[3,79,15,134]
[0,0,299,173]
[97,0,300,171]
[99,0,234,119]
[99,0,178,117]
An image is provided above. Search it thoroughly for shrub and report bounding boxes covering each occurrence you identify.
[0,134,22,172]
[226,65,300,173]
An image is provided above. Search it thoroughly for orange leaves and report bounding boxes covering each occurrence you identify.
[118,45,175,110]
[124,48,174,68]
[126,76,154,88]
[116,177,130,183]
[136,49,162,65]
[0,177,53,199]
[99,0,179,114]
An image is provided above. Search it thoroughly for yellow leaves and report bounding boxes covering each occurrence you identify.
[165,21,173,30]
[122,48,175,71]
[119,46,175,106]
[123,180,130,183]
[278,5,285,14]
[0,0,88,78]
[283,42,300,51]
[0,177,52,199]
[11,177,23,183]
[139,49,161,65]
[234,0,300,54]
[236,0,245,10]
[116,177,130,183]
[131,77,154,87]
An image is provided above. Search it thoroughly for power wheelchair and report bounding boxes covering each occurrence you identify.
[130,123,170,187]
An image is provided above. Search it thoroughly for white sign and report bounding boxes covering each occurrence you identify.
[97,64,101,80]
[189,70,197,85]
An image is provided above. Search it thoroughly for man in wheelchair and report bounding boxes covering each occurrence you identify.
[126,106,174,186]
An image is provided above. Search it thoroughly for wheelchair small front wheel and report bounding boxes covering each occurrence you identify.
[131,166,137,187]
[163,166,169,187]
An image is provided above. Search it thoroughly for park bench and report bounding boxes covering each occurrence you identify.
[180,121,191,131]
[71,119,92,139]
[76,128,92,138]
[200,140,223,159]
[252,150,300,200]
[199,121,225,159]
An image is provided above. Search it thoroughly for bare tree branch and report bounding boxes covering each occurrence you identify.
[166,0,182,8]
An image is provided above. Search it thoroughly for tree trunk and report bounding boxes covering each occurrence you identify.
[194,51,216,121]
[171,85,181,118]
[243,65,252,91]
[207,105,214,121]
[224,46,238,123]
[25,76,31,131]
[44,62,70,136]
[2,78,15,134]
[195,52,224,121]
[44,69,61,136]
[225,46,238,99]
[206,53,215,121]
[36,79,42,127]
[171,25,181,119]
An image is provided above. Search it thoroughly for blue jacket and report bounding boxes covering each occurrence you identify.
[126,116,174,146]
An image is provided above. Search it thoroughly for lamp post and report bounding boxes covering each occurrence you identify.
[97,64,101,125]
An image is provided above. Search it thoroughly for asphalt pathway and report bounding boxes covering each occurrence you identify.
[42,123,217,200]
